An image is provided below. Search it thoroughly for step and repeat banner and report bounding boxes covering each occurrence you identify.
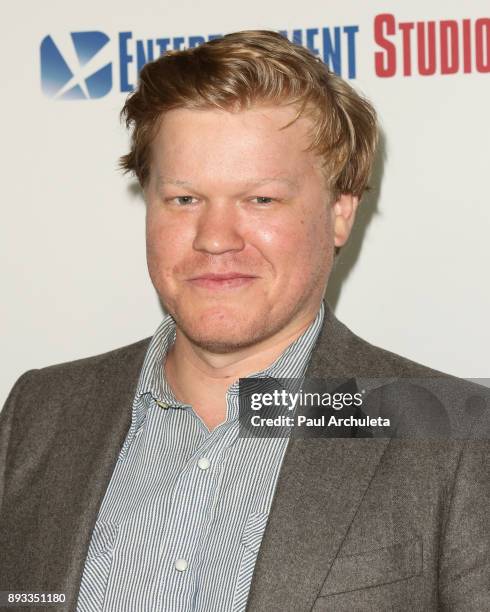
[1,0,489,403]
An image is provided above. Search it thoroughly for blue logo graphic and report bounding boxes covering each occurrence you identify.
[40,32,112,100]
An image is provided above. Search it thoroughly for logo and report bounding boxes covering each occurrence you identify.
[40,26,364,101]
[40,31,112,100]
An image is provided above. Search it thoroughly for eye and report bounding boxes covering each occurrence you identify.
[252,196,275,205]
[172,196,197,206]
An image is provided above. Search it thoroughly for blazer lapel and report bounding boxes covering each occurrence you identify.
[246,303,390,611]
[31,341,149,610]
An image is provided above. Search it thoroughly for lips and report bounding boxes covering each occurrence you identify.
[187,272,257,289]
[189,273,256,281]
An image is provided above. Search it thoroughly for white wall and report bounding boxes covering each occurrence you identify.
[2,0,489,405]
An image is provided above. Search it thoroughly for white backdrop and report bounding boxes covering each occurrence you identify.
[2,0,489,406]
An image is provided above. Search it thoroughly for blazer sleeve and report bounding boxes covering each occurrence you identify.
[0,371,37,515]
[439,438,490,610]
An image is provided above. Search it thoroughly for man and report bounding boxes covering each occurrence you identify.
[0,30,488,612]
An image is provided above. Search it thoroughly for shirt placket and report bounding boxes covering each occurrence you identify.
[151,411,238,611]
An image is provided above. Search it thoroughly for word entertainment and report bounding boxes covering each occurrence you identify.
[250,415,391,428]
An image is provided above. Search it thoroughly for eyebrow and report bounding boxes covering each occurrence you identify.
[156,176,299,190]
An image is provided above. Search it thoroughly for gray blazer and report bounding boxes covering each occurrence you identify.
[1,302,489,611]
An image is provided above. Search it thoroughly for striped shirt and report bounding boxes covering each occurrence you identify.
[76,303,324,612]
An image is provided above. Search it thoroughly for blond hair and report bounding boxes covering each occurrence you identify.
[120,30,378,197]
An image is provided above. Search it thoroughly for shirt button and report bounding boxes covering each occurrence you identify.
[175,558,188,572]
[197,457,211,470]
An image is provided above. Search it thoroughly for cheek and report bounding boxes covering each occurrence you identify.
[145,212,191,279]
[251,207,331,270]
[308,210,332,257]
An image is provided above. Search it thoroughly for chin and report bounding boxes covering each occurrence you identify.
[183,322,267,354]
[171,303,277,353]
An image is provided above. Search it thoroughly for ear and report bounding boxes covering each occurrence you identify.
[333,193,359,247]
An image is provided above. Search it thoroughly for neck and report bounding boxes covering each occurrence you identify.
[163,308,319,431]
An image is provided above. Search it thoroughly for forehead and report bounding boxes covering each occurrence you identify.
[150,105,321,180]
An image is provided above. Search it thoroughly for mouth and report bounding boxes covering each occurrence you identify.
[187,273,258,290]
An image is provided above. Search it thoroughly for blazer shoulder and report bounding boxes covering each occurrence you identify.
[35,336,152,376]
[321,305,489,394]
[319,305,445,379]
[345,326,444,377]
[2,337,152,418]
[327,313,490,411]
[41,335,149,373]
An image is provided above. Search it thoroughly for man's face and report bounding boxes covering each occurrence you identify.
[145,104,356,353]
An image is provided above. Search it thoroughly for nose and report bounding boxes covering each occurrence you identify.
[192,200,245,254]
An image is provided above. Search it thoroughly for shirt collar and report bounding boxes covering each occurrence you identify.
[132,314,180,434]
